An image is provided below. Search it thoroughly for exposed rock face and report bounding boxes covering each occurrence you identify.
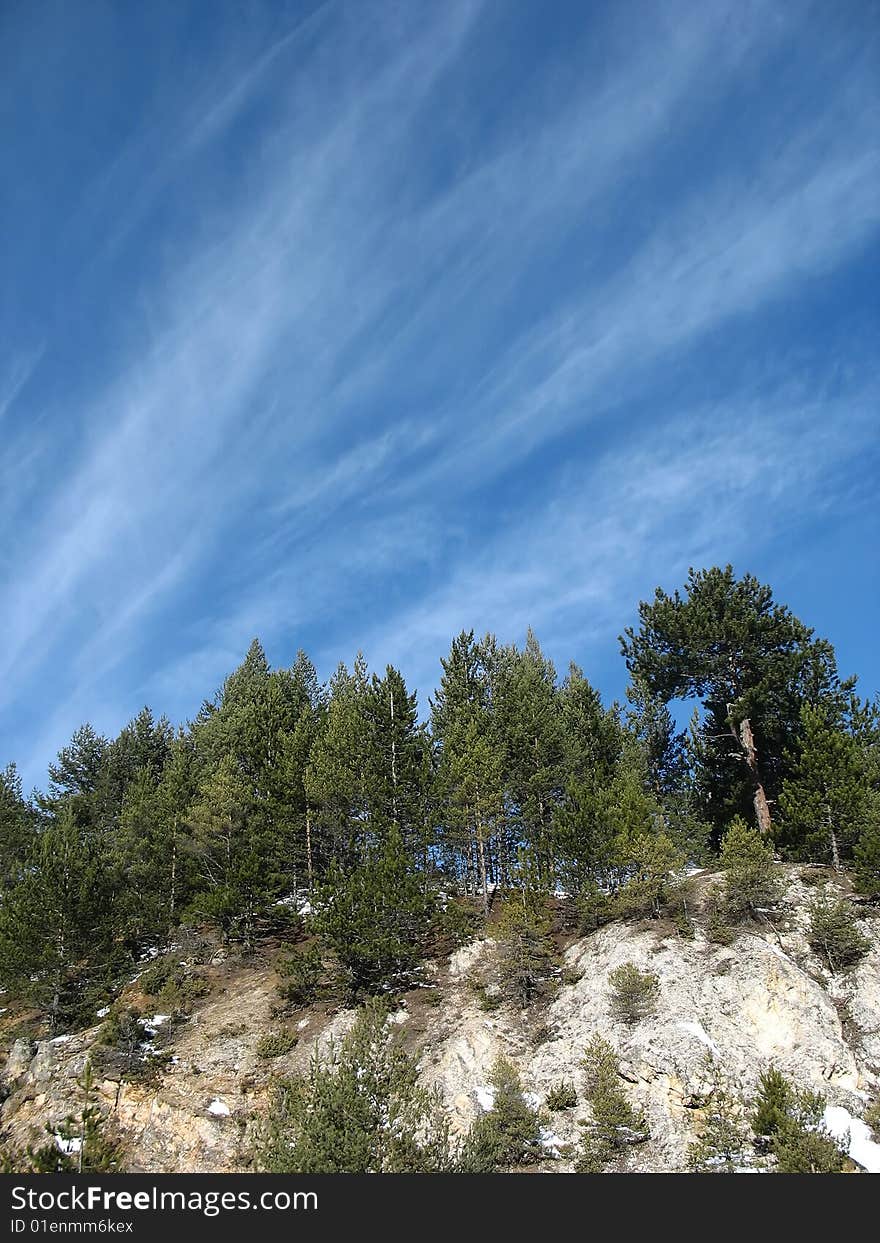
[2,873,878,1172]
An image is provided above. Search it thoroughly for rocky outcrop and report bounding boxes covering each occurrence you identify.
[2,871,878,1172]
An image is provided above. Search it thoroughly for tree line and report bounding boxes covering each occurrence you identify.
[1,565,878,1028]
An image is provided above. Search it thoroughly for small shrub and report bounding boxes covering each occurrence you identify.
[750,1067,847,1173]
[140,959,209,1014]
[476,985,502,1013]
[458,1058,545,1172]
[160,973,210,1014]
[720,818,780,921]
[217,1022,248,1038]
[800,867,831,888]
[608,962,660,1025]
[863,1098,880,1135]
[707,906,735,946]
[434,900,481,950]
[256,1030,299,1059]
[139,958,178,997]
[672,902,696,939]
[807,896,870,972]
[464,972,502,1011]
[576,882,614,933]
[546,1081,578,1111]
[612,833,685,920]
[278,944,323,1009]
[97,1005,143,1058]
[576,1035,648,1171]
[494,900,558,1008]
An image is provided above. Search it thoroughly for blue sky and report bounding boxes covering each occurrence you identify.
[1,0,878,793]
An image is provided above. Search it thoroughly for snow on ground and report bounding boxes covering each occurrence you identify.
[275,892,313,916]
[474,1085,495,1112]
[55,1135,82,1155]
[677,1020,720,1058]
[143,1014,170,1034]
[823,1105,880,1173]
[50,1034,73,1044]
[96,1006,110,1019]
[539,1126,563,1156]
[207,1099,230,1118]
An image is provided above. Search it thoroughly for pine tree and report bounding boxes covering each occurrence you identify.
[432,632,506,907]
[256,1000,452,1173]
[362,665,430,856]
[576,1034,648,1170]
[621,566,845,837]
[687,1069,750,1173]
[0,803,114,1030]
[314,826,434,996]
[0,762,36,887]
[719,816,780,921]
[495,855,558,1007]
[559,664,623,786]
[183,755,273,949]
[6,1061,124,1173]
[778,701,873,868]
[494,631,565,883]
[458,1057,545,1172]
[304,657,374,866]
[750,1068,847,1173]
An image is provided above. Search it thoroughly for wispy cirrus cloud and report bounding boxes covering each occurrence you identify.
[1,0,878,788]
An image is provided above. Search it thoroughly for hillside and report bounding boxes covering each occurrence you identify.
[2,865,878,1174]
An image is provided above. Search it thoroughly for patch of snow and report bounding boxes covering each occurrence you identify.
[207,1098,231,1118]
[823,1105,880,1174]
[474,1085,495,1112]
[678,1020,720,1058]
[55,1134,82,1155]
[297,1018,310,1031]
[51,1034,73,1044]
[523,1091,542,1110]
[275,892,313,916]
[684,865,706,877]
[95,1006,110,1019]
[142,1014,170,1035]
[539,1126,563,1156]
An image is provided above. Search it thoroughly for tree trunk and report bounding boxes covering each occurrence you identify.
[825,800,841,871]
[169,827,177,927]
[735,714,773,835]
[474,792,489,915]
[389,685,399,830]
[305,805,313,891]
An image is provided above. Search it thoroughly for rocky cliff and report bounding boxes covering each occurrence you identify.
[2,867,879,1173]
